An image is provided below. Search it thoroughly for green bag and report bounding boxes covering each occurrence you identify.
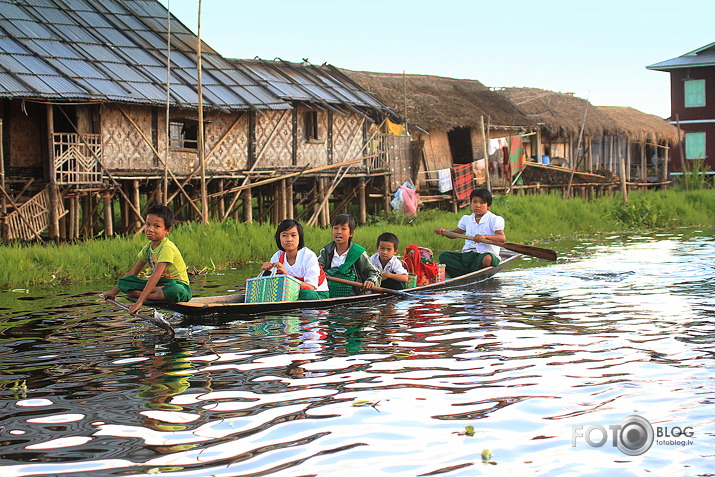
[325,267,357,298]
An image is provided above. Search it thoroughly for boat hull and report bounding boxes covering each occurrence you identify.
[157,252,521,318]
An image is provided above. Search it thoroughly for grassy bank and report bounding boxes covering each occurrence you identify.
[1,189,714,289]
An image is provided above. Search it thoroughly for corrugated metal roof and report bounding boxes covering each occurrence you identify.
[0,0,289,110]
[232,59,397,118]
[647,42,715,71]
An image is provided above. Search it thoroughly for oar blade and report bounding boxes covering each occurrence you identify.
[102,296,175,335]
[440,230,557,261]
[500,242,557,261]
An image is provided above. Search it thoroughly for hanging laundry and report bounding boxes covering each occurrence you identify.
[508,136,528,179]
[437,168,453,192]
[450,163,475,207]
[487,138,501,155]
[386,118,404,135]
[390,180,419,216]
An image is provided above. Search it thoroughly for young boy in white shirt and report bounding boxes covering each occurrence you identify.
[434,188,506,277]
[369,232,409,290]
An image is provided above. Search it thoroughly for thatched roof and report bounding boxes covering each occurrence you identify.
[598,106,679,144]
[341,70,534,131]
[495,87,614,137]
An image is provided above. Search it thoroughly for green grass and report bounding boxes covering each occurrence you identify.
[1,189,714,289]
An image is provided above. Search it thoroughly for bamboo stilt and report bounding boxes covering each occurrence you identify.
[286,181,294,220]
[242,179,252,223]
[358,178,366,224]
[131,180,141,230]
[103,190,113,237]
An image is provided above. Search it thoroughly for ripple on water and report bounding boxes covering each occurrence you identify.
[0,230,713,476]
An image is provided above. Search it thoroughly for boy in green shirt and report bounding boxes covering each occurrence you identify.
[102,204,191,314]
[318,214,381,297]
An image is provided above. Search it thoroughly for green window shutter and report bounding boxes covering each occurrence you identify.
[684,79,706,107]
[685,132,706,159]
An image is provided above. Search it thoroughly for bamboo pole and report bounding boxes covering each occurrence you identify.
[619,157,628,204]
[0,118,5,216]
[242,178,252,222]
[286,180,294,220]
[46,105,60,239]
[196,0,208,224]
[480,115,491,192]
[675,114,687,191]
[163,1,171,204]
[358,178,367,224]
[103,190,113,237]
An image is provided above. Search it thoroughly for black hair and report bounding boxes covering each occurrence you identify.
[331,213,356,233]
[470,187,493,206]
[145,204,174,229]
[275,219,305,251]
[376,232,399,249]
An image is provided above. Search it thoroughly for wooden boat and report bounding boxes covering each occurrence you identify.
[154,251,521,318]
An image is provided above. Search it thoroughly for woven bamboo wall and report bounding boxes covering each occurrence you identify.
[254,110,292,169]
[7,100,44,170]
[204,110,248,172]
[5,187,66,240]
[332,113,364,164]
[296,106,329,167]
[101,104,154,171]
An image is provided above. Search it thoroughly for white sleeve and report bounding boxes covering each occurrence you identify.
[457,215,470,231]
[493,215,505,232]
[300,249,321,287]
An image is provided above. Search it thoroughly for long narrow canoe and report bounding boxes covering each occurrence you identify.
[154,252,521,318]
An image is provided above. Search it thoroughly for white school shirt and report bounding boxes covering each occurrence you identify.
[270,247,328,292]
[457,211,505,256]
[369,253,408,275]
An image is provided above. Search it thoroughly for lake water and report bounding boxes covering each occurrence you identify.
[1,229,714,477]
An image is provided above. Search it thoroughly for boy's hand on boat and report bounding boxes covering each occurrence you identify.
[100,292,116,300]
[128,302,141,315]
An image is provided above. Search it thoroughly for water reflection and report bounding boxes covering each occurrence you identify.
[0,230,713,476]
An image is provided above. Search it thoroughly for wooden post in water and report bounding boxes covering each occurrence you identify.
[619,158,628,204]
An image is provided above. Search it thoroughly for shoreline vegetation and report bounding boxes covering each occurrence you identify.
[1,189,713,290]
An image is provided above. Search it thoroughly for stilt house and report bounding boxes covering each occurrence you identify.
[0,0,400,241]
[343,70,536,195]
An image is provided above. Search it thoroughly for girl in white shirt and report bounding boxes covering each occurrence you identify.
[261,219,328,300]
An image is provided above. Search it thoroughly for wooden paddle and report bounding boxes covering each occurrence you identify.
[101,296,175,336]
[325,276,420,298]
[440,230,557,261]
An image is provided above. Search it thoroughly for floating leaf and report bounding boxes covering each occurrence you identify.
[464,425,475,437]
[10,289,29,293]
[481,448,493,462]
